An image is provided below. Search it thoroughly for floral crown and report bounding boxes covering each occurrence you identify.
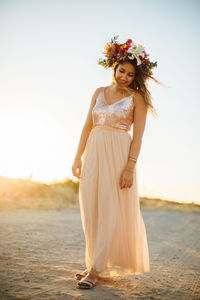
[98,35,157,77]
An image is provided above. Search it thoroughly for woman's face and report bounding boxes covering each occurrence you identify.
[115,62,135,87]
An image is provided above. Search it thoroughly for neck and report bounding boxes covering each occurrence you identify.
[112,82,133,96]
[113,82,126,93]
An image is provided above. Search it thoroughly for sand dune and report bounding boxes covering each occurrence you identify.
[0,175,200,213]
[0,208,199,299]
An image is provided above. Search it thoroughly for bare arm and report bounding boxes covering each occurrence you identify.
[125,92,148,171]
[74,87,103,160]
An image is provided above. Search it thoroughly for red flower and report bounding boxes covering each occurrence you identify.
[143,50,148,56]
[126,40,132,49]
[124,48,128,54]
[139,55,144,61]
[126,39,132,44]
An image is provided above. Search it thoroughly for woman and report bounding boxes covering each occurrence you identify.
[72,36,159,289]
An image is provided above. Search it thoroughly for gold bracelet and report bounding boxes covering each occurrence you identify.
[128,156,137,163]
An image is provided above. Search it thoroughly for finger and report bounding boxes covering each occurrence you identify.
[129,182,133,188]
[120,172,125,183]
[72,168,78,178]
[125,182,131,188]
[122,179,127,188]
[120,181,125,189]
[128,181,132,188]
[78,166,81,176]
[78,170,81,178]
[76,168,80,177]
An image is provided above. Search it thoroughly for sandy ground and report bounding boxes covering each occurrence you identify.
[0,208,200,300]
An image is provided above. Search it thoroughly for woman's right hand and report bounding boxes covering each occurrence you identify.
[72,159,82,179]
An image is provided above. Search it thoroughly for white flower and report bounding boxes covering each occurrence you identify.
[131,42,137,49]
[127,43,145,65]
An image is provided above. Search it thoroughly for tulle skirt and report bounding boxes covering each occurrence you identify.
[79,125,150,276]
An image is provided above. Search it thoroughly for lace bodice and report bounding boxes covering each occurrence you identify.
[92,88,135,131]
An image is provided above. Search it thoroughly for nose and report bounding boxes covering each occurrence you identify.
[121,74,127,81]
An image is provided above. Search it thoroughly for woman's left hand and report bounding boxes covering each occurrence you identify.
[119,167,135,189]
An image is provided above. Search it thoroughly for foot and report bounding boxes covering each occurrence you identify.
[77,269,99,289]
[75,269,88,280]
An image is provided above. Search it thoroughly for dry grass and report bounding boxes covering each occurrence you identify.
[0,176,79,210]
[140,196,200,213]
[0,175,199,212]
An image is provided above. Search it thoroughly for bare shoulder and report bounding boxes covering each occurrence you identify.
[83,87,105,129]
[133,91,147,111]
[93,86,104,97]
[91,86,104,104]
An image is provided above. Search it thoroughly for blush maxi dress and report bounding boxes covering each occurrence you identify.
[78,87,150,277]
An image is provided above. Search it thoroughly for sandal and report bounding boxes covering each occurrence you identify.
[75,269,88,280]
[77,277,96,289]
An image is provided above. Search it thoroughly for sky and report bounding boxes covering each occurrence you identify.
[0,0,200,204]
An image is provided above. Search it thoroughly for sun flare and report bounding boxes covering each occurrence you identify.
[0,114,64,183]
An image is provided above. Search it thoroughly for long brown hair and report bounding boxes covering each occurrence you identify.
[112,58,161,117]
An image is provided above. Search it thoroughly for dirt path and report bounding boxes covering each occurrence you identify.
[0,208,199,299]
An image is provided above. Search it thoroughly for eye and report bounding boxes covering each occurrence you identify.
[119,70,124,73]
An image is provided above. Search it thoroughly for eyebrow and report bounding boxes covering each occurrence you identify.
[120,67,135,75]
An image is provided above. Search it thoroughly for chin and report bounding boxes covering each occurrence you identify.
[117,81,128,87]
